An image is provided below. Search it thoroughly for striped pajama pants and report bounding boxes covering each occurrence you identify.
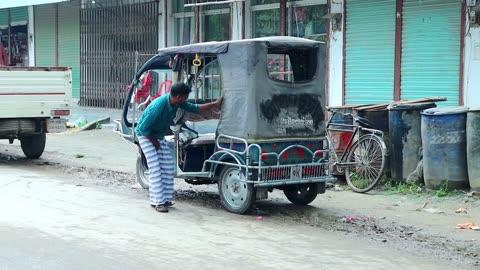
[138,136,174,206]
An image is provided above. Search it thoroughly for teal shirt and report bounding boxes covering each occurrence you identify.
[135,93,199,140]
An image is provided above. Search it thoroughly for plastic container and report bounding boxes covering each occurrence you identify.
[388,102,436,182]
[421,106,469,190]
[467,108,480,191]
[356,109,391,177]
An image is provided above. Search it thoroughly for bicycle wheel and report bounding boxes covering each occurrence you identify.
[345,134,386,193]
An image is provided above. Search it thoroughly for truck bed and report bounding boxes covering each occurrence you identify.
[0,67,72,118]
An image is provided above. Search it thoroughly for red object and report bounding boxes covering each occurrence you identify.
[126,71,153,105]
[0,42,8,66]
[151,80,173,101]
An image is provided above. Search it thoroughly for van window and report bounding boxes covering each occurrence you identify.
[267,48,318,83]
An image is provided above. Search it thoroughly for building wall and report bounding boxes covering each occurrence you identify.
[464,26,480,107]
[328,0,343,106]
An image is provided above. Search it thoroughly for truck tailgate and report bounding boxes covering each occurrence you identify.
[0,67,72,118]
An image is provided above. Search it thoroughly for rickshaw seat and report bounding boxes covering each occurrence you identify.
[189,133,216,146]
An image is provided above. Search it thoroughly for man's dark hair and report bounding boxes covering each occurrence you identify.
[170,82,191,97]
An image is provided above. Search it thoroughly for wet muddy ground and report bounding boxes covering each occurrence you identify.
[1,128,479,269]
[3,153,477,269]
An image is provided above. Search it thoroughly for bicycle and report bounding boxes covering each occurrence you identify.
[325,110,387,193]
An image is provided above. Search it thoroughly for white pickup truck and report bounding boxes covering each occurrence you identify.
[0,67,72,158]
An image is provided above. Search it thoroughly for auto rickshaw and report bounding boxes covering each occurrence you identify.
[118,36,336,214]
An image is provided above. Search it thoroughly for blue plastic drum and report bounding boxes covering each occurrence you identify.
[421,106,469,190]
[467,108,480,191]
[388,102,436,182]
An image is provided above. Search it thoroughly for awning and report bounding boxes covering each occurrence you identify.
[0,0,70,9]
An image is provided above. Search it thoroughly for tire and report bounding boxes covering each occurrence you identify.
[20,133,46,159]
[345,134,386,193]
[283,183,319,205]
[218,166,255,214]
[136,152,150,189]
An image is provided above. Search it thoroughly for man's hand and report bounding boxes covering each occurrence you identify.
[147,135,160,150]
[198,96,224,112]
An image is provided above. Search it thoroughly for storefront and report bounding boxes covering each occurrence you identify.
[343,0,396,105]
[0,6,30,66]
[342,0,463,106]
[400,0,462,106]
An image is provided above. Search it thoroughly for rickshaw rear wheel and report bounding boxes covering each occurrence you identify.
[283,183,319,205]
[136,152,150,189]
[218,166,255,214]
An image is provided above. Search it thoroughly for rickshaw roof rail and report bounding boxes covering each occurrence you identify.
[157,36,323,56]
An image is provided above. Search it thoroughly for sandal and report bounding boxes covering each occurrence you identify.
[151,204,168,213]
[164,201,175,207]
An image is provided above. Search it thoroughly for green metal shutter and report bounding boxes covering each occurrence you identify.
[9,7,28,25]
[34,5,56,66]
[58,1,80,99]
[345,0,396,105]
[400,0,461,105]
[0,7,28,26]
[0,10,8,27]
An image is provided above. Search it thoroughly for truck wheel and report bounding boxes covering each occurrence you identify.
[20,133,46,159]
[136,152,150,189]
[218,166,255,214]
[283,183,319,205]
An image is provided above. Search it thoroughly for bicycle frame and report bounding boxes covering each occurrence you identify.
[325,111,384,168]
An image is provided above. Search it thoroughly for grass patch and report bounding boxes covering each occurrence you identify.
[348,173,372,190]
[74,154,85,158]
[384,180,424,195]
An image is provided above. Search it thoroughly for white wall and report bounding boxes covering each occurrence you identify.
[27,6,34,66]
[464,26,480,107]
[328,0,343,106]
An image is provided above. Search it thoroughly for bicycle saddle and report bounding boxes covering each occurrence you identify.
[353,115,373,128]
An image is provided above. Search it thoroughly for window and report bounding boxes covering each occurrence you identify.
[288,4,326,42]
[251,0,280,38]
[249,0,327,42]
[267,48,318,83]
[252,9,280,38]
[173,0,231,46]
[175,16,194,46]
[203,13,230,42]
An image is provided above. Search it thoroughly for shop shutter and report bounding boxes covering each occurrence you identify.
[400,0,461,105]
[344,0,396,105]
[58,1,80,99]
[0,10,8,27]
[34,5,56,66]
[9,7,28,25]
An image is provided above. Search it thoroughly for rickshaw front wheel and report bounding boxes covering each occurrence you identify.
[136,153,150,189]
[283,183,319,205]
[218,166,255,214]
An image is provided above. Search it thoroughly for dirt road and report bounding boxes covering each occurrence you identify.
[0,161,454,270]
[1,129,479,269]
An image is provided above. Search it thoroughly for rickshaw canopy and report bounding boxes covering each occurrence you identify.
[136,36,327,141]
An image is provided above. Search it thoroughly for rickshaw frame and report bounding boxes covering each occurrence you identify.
[118,36,337,214]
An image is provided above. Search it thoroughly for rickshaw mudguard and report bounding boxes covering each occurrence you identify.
[206,151,246,177]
